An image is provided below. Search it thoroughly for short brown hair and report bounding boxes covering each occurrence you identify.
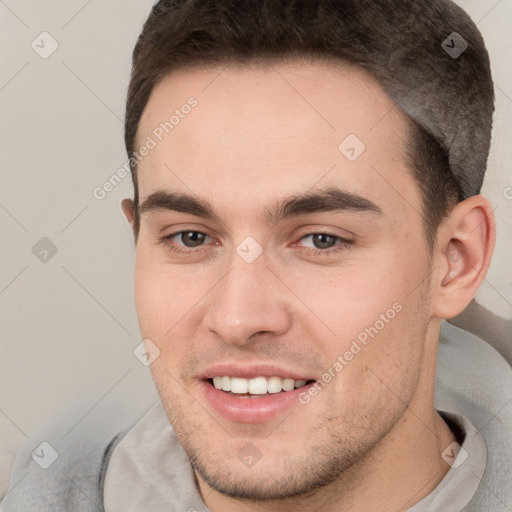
[125,0,494,246]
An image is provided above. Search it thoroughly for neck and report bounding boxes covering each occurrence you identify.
[196,405,456,512]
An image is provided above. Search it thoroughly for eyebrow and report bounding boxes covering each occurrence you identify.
[265,186,382,224]
[137,186,382,225]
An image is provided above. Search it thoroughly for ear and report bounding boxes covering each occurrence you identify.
[432,195,496,319]
[121,198,135,228]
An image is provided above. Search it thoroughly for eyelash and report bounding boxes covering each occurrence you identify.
[158,230,354,257]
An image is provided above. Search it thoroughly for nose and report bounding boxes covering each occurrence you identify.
[203,249,292,346]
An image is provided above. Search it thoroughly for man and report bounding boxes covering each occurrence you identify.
[3,1,511,511]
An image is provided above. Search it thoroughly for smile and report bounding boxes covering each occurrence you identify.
[211,375,310,395]
[200,376,316,423]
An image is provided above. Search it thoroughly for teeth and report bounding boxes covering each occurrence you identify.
[267,376,283,394]
[230,377,248,394]
[221,376,230,391]
[211,376,309,394]
[248,377,267,394]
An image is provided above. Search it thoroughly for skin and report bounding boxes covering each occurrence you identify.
[122,59,495,511]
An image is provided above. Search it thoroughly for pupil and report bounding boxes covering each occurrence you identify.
[314,234,335,249]
[183,231,204,247]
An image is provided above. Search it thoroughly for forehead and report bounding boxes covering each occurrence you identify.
[136,59,415,213]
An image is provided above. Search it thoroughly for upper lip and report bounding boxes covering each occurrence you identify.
[199,362,317,381]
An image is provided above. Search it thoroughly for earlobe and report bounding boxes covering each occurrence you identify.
[121,198,135,227]
[433,195,496,319]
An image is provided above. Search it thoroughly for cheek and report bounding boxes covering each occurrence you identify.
[133,250,201,334]
[284,250,412,344]
[133,251,219,376]
[134,260,167,335]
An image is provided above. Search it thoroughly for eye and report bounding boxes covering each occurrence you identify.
[300,233,339,250]
[296,232,354,255]
[161,230,213,252]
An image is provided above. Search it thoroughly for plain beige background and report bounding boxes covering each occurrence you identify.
[1,0,511,463]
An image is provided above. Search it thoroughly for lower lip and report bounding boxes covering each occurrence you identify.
[199,380,315,423]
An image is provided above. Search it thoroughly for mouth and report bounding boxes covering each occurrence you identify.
[208,376,315,397]
[199,373,317,423]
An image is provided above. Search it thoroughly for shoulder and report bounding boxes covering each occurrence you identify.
[436,322,512,511]
[0,394,156,512]
[1,427,125,511]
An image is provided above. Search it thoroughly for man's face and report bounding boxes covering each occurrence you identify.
[130,60,435,499]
